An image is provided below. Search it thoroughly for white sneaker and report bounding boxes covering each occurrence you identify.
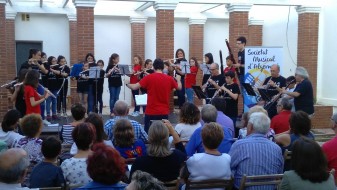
[43,119,51,125]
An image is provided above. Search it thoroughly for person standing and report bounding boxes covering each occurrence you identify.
[281,67,314,116]
[201,53,214,86]
[126,59,181,132]
[129,55,143,117]
[54,55,70,115]
[172,49,187,108]
[185,57,199,103]
[106,53,122,116]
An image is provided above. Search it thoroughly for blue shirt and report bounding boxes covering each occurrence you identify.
[185,124,233,157]
[216,111,234,137]
[229,134,284,189]
[75,181,126,190]
[104,116,148,143]
[114,139,147,159]
[30,162,65,188]
[70,63,84,78]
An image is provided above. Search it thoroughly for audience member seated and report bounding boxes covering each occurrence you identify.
[0,109,24,148]
[248,106,276,140]
[275,111,314,152]
[270,98,292,134]
[185,122,231,183]
[130,121,186,182]
[70,113,114,154]
[113,119,147,159]
[29,137,65,188]
[210,98,234,137]
[0,141,7,152]
[0,148,37,190]
[322,113,337,182]
[104,100,148,143]
[174,102,201,141]
[186,104,232,157]
[76,144,126,190]
[280,137,335,190]
[61,122,95,185]
[14,114,44,163]
[229,112,284,190]
[126,170,166,190]
[61,103,86,144]
[238,112,248,139]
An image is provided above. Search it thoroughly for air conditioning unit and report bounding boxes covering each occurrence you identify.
[21,13,30,21]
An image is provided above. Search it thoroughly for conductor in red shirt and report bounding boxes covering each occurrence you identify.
[126,58,182,132]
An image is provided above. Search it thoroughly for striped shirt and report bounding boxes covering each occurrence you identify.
[104,116,148,143]
[61,125,74,144]
[229,134,284,189]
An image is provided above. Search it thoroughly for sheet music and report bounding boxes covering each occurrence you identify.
[89,66,101,79]
[135,94,147,105]
[200,64,211,75]
[180,61,190,74]
[119,65,131,75]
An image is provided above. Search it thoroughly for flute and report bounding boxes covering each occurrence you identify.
[1,80,17,88]
[39,84,57,99]
[202,75,212,92]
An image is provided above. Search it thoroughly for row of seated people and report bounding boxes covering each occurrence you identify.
[0,99,337,189]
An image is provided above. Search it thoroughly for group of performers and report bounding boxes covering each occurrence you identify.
[4,35,314,129]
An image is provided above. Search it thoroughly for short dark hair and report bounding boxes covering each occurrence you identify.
[1,109,21,132]
[24,70,39,88]
[179,102,200,125]
[85,113,107,142]
[236,36,247,45]
[286,76,296,84]
[113,119,135,147]
[202,122,224,149]
[204,53,214,64]
[28,49,40,59]
[153,59,164,70]
[71,103,86,121]
[175,49,185,58]
[224,70,235,79]
[289,111,311,135]
[292,137,330,183]
[210,97,226,114]
[72,122,96,151]
[47,56,56,65]
[87,143,125,184]
[225,56,231,60]
[57,55,65,64]
[144,59,153,67]
[41,52,46,58]
[41,137,61,159]
[20,114,42,138]
[97,59,104,66]
[279,98,292,111]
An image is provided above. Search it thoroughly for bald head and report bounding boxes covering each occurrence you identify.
[113,100,129,116]
[270,64,280,78]
[0,148,29,183]
[210,63,220,76]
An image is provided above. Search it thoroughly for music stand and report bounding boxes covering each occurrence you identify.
[192,85,208,100]
[89,67,101,113]
[242,83,257,96]
[257,88,271,101]
[200,64,210,75]
[180,61,190,74]
[119,65,131,75]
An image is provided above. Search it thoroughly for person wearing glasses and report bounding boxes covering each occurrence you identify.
[270,98,292,134]
[202,63,225,104]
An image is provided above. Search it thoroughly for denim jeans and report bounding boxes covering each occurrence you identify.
[37,85,45,120]
[87,84,94,113]
[46,90,58,115]
[185,88,194,103]
[132,89,140,112]
[109,86,121,114]
[144,114,168,133]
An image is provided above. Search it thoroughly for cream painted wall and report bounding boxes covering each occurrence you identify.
[174,18,189,59]
[15,13,70,65]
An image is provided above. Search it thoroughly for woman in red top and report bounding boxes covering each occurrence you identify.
[130,55,143,117]
[24,70,50,114]
[185,57,199,103]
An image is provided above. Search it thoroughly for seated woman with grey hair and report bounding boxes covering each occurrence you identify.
[126,170,166,190]
[130,121,186,182]
[280,66,314,115]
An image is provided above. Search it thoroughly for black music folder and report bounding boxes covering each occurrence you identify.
[192,85,208,99]
[242,83,257,96]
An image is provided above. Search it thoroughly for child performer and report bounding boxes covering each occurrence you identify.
[221,71,240,137]
[224,56,238,84]
[139,59,153,113]
[105,53,122,116]
[46,56,60,121]
[129,55,143,117]
[24,70,51,115]
[76,62,89,110]
[185,57,199,103]
[54,56,70,115]
[93,60,105,114]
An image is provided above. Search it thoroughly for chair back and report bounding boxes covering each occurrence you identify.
[186,178,233,190]
[238,174,283,190]
[163,179,179,190]
[39,187,63,190]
